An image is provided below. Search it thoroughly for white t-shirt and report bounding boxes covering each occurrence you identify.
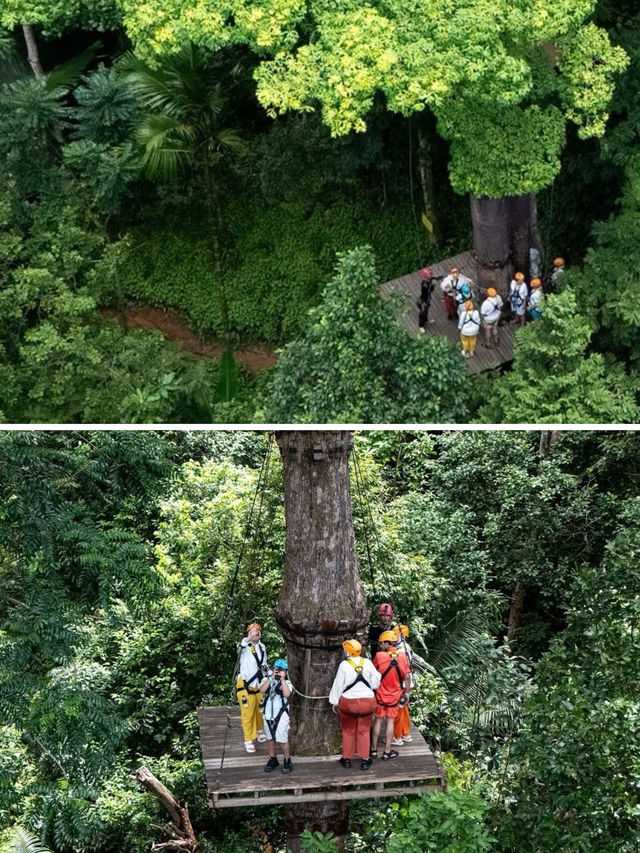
[509,280,528,314]
[239,638,268,689]
[329,656,381,705]
[529,288,543,311]
[458,308,481,336]
[481,295,503,324]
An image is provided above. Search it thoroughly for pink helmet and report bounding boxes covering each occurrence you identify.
[378,603,393,617]
[420,267,432,278]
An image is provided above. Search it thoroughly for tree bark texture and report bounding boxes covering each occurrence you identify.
[470,196,510,293]
[22,24,44,77]
[275,431,369,852]
[135,766,200,853]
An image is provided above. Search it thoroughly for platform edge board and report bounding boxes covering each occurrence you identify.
[210,783,445,808]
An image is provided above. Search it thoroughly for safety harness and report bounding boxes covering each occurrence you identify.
[265,679,290,741]
[342,657,372,694]
[376,651,405,708]
[237,643,266,695]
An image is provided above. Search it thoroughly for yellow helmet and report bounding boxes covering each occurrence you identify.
[380,630,398,644]
[398,624,409,638]
[247,622,262,633]
[515,272,525,281]
[487,287,497,297]
[343,638,362,656]
[531,278,542,288]
[464,300,474,311]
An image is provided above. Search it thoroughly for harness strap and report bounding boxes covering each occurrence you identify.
[244,643,265,687]
[342,657,372,694]
[379,653,404,691]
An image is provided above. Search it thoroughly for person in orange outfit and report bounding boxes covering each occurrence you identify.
[392,625,414,745]
[329,639,381,770]
[371,630,410,760]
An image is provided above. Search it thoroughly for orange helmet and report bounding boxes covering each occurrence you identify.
[515,272,525,281]
[247,622,262,633]
[487,287,497,297]
[554,257,565,267]
[343,639,362,656]
[531,278,542,288]
[464,300,474,311]
[380,630,398,644]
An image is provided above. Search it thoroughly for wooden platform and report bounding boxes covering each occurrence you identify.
[198,706,445,808]
[380,251,515,374]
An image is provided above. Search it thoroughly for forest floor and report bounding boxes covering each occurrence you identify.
[101,304,278,373]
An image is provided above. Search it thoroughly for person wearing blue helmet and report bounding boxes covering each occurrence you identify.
[259,657,293,774]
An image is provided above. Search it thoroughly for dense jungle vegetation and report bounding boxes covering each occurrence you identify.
[0,1,639,423]
[1,429,640,852]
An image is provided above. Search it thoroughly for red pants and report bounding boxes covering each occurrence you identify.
[444,293,456,318]
[338,696,377,759]
[394,703,411,738]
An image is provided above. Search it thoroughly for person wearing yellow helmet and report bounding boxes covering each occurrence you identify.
[371,631,410,761]
[509,273,528,326]
[329,639,381,770]
[528,278,544,319]
[237,622,270,752]
[458,298,481,358]
[480,286,504,349]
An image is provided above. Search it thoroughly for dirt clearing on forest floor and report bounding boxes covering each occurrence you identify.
[101,305,278,373]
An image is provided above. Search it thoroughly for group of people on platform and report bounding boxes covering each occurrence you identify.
[416,257,566,358]
[235,603,416,774]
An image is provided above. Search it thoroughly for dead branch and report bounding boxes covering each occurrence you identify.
[135,766,200,853]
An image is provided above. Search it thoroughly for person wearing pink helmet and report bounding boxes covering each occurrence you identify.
[368,603,396,657]
[416,267,445,332]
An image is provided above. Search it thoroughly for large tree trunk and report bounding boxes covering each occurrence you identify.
[470,196,510,294]
[471,194,545,294]
[22,24,44,77]
[275,431,370,853]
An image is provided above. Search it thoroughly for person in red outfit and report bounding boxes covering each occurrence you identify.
[371,630,410,760]
[329,639,381,770]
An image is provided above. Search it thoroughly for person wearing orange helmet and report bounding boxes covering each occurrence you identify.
[237,622,270,752]
[391,625,415,746]
[528,278,544,319]
[480,287,504,349]
[509,272,528,326]
[458,299,481,358]
[329,639,381,770]
[371,630,410,761]
[551,256,565,290]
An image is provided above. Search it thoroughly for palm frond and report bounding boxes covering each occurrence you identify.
[5,827,53,853]
[45,42,100,93]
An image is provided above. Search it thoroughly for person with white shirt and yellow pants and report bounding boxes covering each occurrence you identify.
[237,622,269,752]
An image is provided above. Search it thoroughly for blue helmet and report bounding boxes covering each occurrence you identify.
[273,658,288,670]
[460,284,471,298]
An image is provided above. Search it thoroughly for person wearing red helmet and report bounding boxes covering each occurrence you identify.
[368,603,396,658]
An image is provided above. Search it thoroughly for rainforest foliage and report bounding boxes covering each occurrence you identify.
[1,429,640,853]
[0,1,639,422]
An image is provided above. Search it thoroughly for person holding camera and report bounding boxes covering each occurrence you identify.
[260,658,293,774]
[237,622,270,752]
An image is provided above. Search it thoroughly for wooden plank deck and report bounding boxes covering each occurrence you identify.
[380,251,515,374]
[198,706,445,808]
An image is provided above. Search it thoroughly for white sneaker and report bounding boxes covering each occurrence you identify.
[402,734,413,743]
[391,737,404,746]
[244,741,256,753]
[257,731,267,743]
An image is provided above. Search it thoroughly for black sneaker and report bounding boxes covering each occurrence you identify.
[264,756,279,772]
[338,757,351,769]
[360,758,372,770]
[282,758,293,774]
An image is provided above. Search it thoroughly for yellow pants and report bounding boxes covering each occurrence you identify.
[460,333,477,354]
[237,678,263,741]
